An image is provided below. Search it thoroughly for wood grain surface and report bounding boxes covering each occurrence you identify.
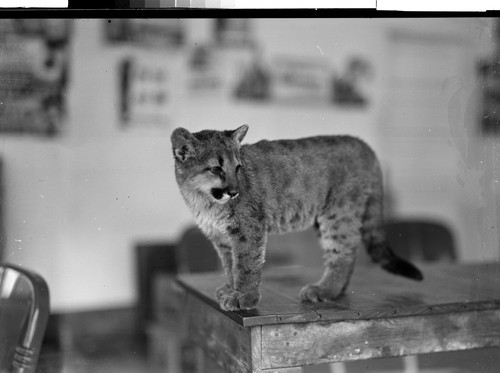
[260,309,500,369]
[177,262,500,327]
[182,294,254,373]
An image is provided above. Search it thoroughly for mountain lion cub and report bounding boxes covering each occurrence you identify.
[171,125,423,311]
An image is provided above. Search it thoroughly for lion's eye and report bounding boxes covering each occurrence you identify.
[210,166,223,175]
[235,164,242,173]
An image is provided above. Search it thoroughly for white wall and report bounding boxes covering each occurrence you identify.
[1,18,497,312]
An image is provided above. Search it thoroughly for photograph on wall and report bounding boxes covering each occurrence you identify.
[331,56,373,107]
[268,55,331,105]
[232,50,272,101]
[0,19,71,136]
[119,57,174,129]
[186,43,226,99]
[477,18,500,136]
[214,19,254,48]
[478,59,500,135]
[105,19,185,49]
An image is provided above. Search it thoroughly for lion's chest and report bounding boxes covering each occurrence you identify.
[193,208,230,239]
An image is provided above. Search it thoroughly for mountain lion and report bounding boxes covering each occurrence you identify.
[171,125,423,311]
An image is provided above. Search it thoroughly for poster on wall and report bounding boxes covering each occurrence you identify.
[214,19,253,48]
[232,52,374,108]
[105,19,185,49]
[232,51,272,101]
[119,57,174,129]
[0,19,71,137]
[477,19,500,135]
[187,43,256,102]
[478,59,500,135]
[186,44,226,99]
[187,19,256,101]
[268,55,331,105]
[331,56,373,107]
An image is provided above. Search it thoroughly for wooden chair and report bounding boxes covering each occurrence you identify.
[0,263,50,373]
[139,227,221,372]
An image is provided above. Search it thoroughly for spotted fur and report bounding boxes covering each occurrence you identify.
[171,125,423,311]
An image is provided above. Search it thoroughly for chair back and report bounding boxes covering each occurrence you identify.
[176,226,219,274]
[384,219,457,263]
[0,264,50,373]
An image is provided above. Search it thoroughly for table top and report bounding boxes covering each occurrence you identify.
[176,261,500,327]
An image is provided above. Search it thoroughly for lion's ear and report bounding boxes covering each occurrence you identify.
[230,124,249,144]
[171,127,198,162]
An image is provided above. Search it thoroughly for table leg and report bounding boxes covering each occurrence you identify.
[180,341,204,373]
[403,355,419,373]
[329,362,347,373]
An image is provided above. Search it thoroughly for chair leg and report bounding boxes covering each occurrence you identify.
[180,343,204,373]
[403,355,419,373]
[194,347,205,373]
[329,362,347,373]
[165,336,181,373]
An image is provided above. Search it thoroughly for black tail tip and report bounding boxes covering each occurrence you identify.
[382,258,424,281]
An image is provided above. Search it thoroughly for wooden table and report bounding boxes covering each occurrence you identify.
[176,262,500,373]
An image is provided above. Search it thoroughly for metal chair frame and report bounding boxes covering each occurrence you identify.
[0,263,50,373]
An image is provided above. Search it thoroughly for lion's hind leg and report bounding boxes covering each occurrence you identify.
[300,192,366,303]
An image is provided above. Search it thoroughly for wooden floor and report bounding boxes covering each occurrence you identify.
[35,345,500,373]
[37,351,163,373]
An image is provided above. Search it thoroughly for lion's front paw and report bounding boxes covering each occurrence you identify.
[216,283,233,301]
[299,283,342,303]
[216,287,260,311]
